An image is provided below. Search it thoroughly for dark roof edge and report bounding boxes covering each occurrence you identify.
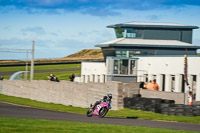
[95,44,200,49]
[106,55,200,58]
[107,24,199,29]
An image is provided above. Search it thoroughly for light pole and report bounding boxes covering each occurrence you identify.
[30,40,35,80]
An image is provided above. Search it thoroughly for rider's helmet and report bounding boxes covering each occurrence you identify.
[103,96,107,101]
[107,93,112,99]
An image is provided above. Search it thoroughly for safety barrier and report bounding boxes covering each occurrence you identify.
[124,95,200,116]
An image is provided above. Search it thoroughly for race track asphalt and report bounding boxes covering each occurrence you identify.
[0,102,200,131]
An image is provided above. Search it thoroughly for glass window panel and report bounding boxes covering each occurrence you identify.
[121,54,126,57]
[116,55,121,57]
[113,60,119,74]
[126,51,129,57]
[122,29,127,37]
[116,51,121,54]
[129,51,134,54]
[126,28,134,33]
[120,59,128,75]
[115,28,123,38]
[135,51,141,54]
[148,50,155,55]
[129,52,134,57]
[134,29,142,38]
[133,33,136,38]
[130,60,136,75]
[143,51,148,55]
[122,51,126,54]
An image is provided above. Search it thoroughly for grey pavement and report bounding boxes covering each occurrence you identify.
[0,102,200,131]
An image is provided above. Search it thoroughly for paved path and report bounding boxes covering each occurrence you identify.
[0,68,80,76]
[0,102,200,131]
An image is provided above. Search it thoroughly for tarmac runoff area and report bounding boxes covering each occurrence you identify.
[0,102,200,131]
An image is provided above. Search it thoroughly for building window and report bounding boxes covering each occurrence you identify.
[113,59,129,75]
[116,50,155,57]
[115,28,142,38]
[116,50,128,57]
[108,58,137,76]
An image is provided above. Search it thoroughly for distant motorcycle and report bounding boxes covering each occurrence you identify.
[86,94,112,118]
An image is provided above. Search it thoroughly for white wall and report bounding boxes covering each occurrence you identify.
[137,57,200,75]
[81,57,200,78]
[81,62,106,75]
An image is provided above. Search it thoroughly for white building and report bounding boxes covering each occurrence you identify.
[76,22,200,102]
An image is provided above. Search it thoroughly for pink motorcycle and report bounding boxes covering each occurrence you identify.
[86,94,112,118]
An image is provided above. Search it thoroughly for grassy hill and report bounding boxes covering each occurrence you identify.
[66,49,103,58]
[0,49,104,65]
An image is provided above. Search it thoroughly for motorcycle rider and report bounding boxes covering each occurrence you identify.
[107,93,112,109]
[91,94,112,110]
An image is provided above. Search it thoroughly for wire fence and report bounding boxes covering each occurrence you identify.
[0,48,32,60]
[0,40,35,81]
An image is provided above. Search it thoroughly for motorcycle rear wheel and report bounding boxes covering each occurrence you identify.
[99,107,108,118]
[86,109,93,117]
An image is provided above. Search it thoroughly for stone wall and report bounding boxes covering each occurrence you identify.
[0,80,185,109]
[0,80,138,110]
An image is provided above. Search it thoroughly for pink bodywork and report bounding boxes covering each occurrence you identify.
[93,101,109,116]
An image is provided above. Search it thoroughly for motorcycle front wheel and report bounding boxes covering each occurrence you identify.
[99,107,108,118]
[86,109,93,117]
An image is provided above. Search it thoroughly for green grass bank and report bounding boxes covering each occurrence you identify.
[0,117,198,133]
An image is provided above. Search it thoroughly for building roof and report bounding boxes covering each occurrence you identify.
[95,38,200,49]
[107,21,199,29]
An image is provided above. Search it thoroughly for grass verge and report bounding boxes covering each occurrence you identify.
[1,63,81,80]
[0,64,81,72]
[0,117,198,133]
[32,71,80,81]
[0,94,200,124]
[2,70,81,81]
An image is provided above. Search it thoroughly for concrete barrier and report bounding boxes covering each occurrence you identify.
[139,89,185,104]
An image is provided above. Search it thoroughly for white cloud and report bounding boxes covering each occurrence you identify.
[21,27,47,35]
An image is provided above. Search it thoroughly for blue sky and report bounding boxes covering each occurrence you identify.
[0,0,200,60]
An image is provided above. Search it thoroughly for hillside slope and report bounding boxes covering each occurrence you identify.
[0,49,104,65]
[66,49,103,59]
